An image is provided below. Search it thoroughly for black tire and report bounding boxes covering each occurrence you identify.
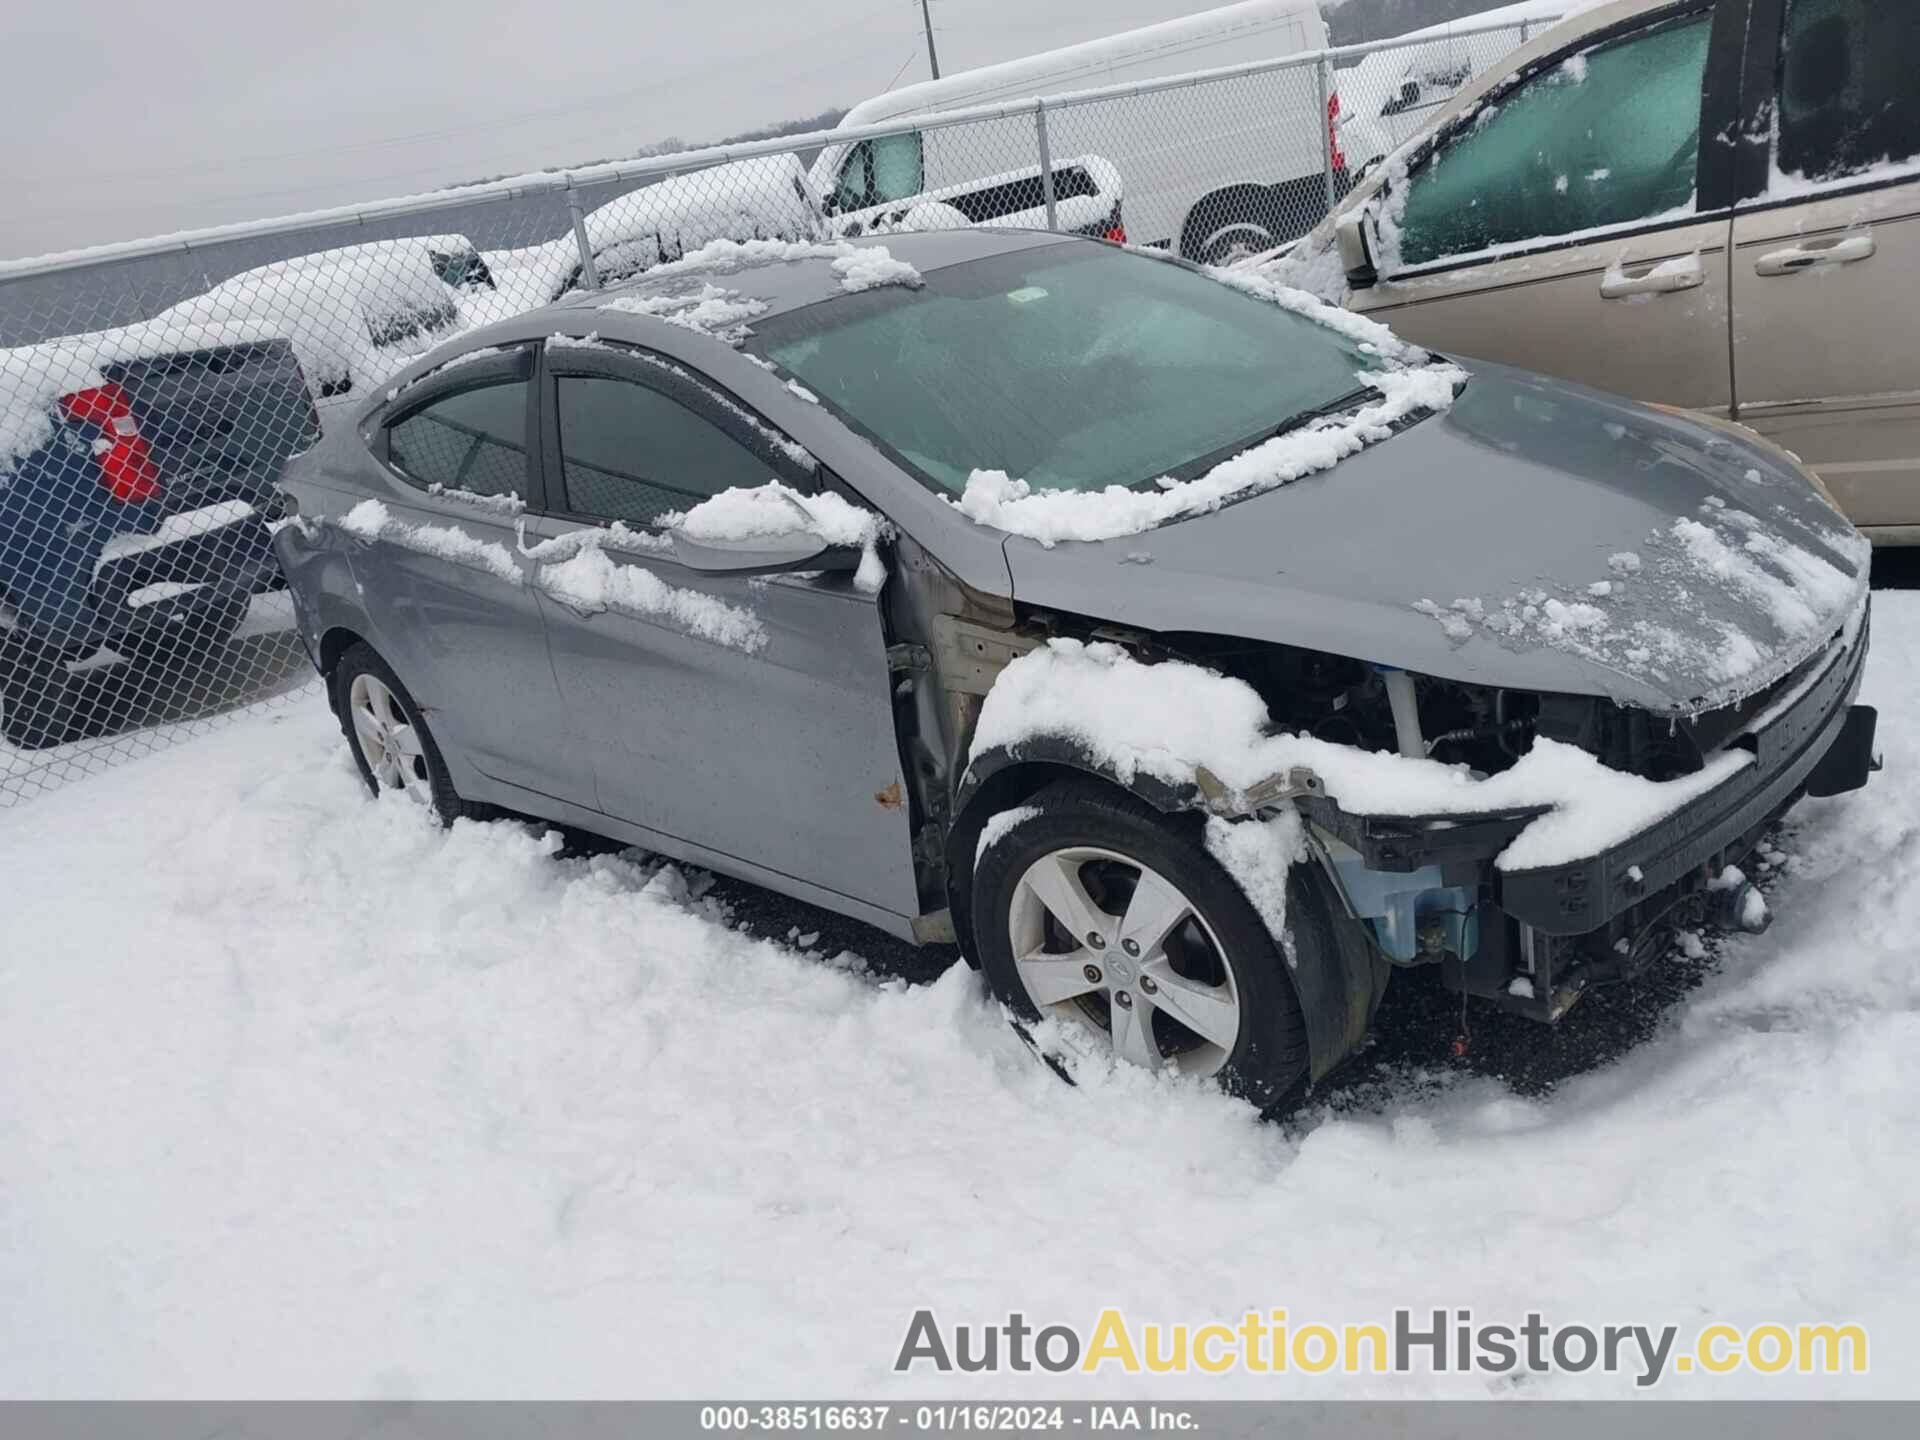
[0,626,81,751]
[331,641,491,826]
[972,778,1338,1110]
[117,591,250,668]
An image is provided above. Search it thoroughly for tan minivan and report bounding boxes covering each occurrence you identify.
[1271,0,1920,543]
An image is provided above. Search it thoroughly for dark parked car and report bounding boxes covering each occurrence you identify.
[0,234,496,749]
[272,230,1877,1108]
[1,342,318,748]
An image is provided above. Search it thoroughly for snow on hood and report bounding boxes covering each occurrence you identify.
[949,269,1464,547]
[970,637,1757,872]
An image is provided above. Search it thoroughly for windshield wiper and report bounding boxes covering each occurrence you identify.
[1159,385,1382,486]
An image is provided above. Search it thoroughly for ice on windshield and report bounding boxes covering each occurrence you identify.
[752,244,1459,542]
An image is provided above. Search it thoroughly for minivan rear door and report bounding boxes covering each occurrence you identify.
[1727,0,1920,538]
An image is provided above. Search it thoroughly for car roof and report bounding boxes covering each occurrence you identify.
[568,227,1073,324]
[370,228,1082,412]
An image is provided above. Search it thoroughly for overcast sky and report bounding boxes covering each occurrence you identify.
[2,0,1271,258]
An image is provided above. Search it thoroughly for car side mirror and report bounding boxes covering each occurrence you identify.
[668,527,862,577]
[1335,206,1380,290]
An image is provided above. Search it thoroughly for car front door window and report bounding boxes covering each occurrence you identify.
[555,375,778,526]
[1391,11,1715,268]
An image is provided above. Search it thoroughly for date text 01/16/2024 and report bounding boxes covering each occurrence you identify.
[699,1404,1200,1432]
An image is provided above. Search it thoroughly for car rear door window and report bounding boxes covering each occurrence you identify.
[555,376,775,526]
[388,379,529,497]
[1777,0,1920,183]
[1393,11,1714,267]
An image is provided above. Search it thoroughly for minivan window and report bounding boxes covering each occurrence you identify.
[751,244,1382,499]
[388,379,529,498]
[1777,0,1920,182]
[1393,12,1713,267]
[555,376,775,526]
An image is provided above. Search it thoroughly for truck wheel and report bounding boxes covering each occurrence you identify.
[118,592,251,668]
[0,627,79,751]
[970,778,1320,1109]
[332,642,491,826]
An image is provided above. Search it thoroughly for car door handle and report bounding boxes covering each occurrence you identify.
[1754,233,1876,277]
[1599,254,1706,299]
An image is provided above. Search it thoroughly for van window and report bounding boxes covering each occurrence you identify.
[1777,0,1920,182]
[833,134,926,211]
[1393,13,1712,267]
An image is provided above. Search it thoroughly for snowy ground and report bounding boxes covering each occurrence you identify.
[2,596,1917,1401]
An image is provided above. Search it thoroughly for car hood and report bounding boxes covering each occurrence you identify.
[996,360,1870,715]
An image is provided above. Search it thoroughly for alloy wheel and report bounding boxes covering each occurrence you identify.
[347,672,432,806]
[1007,845,1242,1075]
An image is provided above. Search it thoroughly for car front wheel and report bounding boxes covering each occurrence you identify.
[970,779,1316,1108]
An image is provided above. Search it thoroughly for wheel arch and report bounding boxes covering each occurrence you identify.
[1177,177,1333,263]
[316,624,368,684]
[948,739,1384,1086]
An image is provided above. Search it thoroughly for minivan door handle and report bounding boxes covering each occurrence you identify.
[1599,254,1706,299]
[1755,232,1876,277]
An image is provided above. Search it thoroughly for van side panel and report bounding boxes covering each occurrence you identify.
[817,1,1330,247]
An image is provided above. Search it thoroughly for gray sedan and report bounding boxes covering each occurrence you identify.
[274,228,1877,1109]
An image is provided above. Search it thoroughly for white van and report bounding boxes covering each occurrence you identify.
[1339,1,1567,154]
[812,0,1393,264]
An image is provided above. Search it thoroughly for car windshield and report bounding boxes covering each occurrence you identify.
[749,244,1380,497]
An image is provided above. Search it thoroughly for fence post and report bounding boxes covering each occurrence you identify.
[566,180,600,291]
[1316,53,1337,214]
[1034,100,1060,233]
[1520,19,1532,44]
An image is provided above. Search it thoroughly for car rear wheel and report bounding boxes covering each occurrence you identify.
[333,642,488,825]
[970,779,1314,1108]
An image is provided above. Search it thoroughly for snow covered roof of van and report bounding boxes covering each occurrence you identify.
[833,0,1320,129]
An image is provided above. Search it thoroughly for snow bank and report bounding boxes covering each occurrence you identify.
[970,638,1760,871]
[3,596,1915,1397]
[338,499,521,585]
[670,481,891,594]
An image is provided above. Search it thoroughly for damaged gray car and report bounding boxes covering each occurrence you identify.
[273,229,1878,1109]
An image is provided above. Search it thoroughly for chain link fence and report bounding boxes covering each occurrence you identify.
[0,12,1553,807]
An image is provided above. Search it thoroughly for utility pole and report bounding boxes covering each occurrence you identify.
[919,0,941,79]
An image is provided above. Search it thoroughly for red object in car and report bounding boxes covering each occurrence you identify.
[1102,223,1128,244]
[58,382,161,503]
[1327,91,1347,173]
